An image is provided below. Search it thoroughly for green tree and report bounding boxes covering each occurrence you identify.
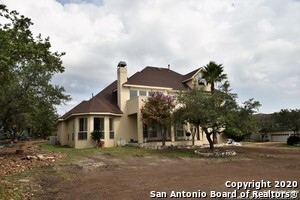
[274,109,300,135]
[173,88,207,146]
[226,98,261,141]
[0,4,70,139]
[202,61,227,95]
[175,82,237,150]
[256,114,276,141]
[202,61,228,144]
[141,92,175,146]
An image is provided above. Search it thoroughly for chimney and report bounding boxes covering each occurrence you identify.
[117,61,127,111]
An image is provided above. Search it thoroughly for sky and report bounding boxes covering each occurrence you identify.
[1,0,300,115]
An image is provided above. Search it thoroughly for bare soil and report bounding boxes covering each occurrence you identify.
[31,143,300,200]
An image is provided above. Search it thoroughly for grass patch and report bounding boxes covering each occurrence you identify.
[40,144,199,160]
[40,143,101,164]
[98,146,197,158]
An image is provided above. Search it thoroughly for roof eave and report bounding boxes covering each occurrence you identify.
[58,112,123,121]
[123,84,173,90]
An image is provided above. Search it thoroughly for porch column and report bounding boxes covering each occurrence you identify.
[74,117,78,148]
[104,117,109,141]
[88,116,93,141]
[171,125,175,142]
[137,113,144,144]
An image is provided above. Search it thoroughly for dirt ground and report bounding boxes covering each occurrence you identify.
[30,143,300,200]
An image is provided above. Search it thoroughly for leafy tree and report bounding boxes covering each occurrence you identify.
[174,80,260,150]
[175,82,237,150]
[274,109,300,135]
[140,92,175,146]
[173,88,207,146]
[202,61,228,144]
[202,61,227,95]
[226,98,261,141]
[0,4,70,140]
[256,114,276,141]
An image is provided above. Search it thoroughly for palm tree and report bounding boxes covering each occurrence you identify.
[202,61,228,144]
[202,61,227,95]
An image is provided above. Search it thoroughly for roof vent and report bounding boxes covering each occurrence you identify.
[117,61,127,68]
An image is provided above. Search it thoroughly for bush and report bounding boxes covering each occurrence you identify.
[90,130,103,142]
[287,135,300,145]
[224,127,246,142]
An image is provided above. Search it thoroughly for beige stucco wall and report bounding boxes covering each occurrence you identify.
[57,121,67,145]
[66,119,75,147]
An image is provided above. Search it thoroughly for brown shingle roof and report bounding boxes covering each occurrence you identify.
[59,81,122,120]
[125,66,189,90]
[182,67,202,82]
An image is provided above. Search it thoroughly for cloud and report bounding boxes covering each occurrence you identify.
[1,0,300,114]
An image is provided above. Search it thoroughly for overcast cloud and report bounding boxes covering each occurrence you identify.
[1,0,300,115]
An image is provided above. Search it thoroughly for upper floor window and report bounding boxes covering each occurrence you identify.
[198,74,205,85]
[148,91,163,97]
[130,90,138,99]
[139,90,147,96]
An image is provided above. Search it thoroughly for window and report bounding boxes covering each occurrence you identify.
[149,123,158,138]
[130,90,138,99]
[94,117,104,139]
[143,123,158,138]
[176,124,184,137]
[148,91,163,97]
[78,118,87,140]
[139,90,147,96]
[198,74,205,85]
[109,118,114,139]
[143,124,148,138]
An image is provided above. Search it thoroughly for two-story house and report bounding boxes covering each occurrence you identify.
[57,61,227,148]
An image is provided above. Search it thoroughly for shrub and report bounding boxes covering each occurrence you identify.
[287,135,300,145]
[90,130,103,142]
[224,127,245,142]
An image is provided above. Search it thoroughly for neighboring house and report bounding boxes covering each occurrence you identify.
[251,130,295,142]
[57,62,227,148]
[251,113,295,142]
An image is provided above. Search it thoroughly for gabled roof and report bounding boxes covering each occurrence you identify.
[125,66,189,90]
[59,81,122,120]
[182,67,202,82]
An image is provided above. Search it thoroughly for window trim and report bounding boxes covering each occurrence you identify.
[78,118,88,140]
[94,117,105,139]
[109,118,114,139]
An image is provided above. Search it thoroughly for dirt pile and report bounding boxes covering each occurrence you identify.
[0,141,64,176]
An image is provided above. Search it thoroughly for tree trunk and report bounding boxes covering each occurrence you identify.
[196,125,200,140]
[206,133,214,151]
[211,82,215,95]
[196,126,200,141]
[213,132,218,144]
[161,126,166,146]
[204,128,214,151]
